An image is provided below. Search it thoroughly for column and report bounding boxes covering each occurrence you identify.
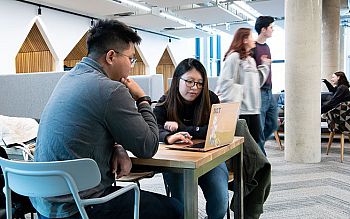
[345,28,350,79]
[321,0,340,90]
[339,25,345,71]
[284,0,321,163]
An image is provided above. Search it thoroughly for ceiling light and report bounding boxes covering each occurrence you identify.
[159,12,196,28]
[225,23,230,31]
[233,1,262,18]
[118,0,151,12]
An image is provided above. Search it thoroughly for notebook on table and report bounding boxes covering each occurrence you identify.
[165,102,240,152]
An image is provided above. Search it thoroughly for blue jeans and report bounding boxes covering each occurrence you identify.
[163,162,229,219]
[259,88,278,155]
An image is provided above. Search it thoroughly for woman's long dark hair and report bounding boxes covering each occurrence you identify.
[159,58,211,126]
[224,28,252,61]
[334,71,350,87]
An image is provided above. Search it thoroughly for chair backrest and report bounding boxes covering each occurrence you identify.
[325,101,350,133]
[0,158,101,197]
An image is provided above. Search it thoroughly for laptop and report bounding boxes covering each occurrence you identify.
[165,102,240,152]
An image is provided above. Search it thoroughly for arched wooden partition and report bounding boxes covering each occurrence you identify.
[64,32,88,70]
[16,23,54,73]
[156,48,175,92]
[129,49,146,75]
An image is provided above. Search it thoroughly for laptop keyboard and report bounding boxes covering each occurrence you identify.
[188,142,205,149]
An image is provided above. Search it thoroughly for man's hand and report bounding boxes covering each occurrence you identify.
[111,144,132,179]
[121,77,145,100]
[260,55,271,65]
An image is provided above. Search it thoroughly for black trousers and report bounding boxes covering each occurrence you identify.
[239,114,262,145]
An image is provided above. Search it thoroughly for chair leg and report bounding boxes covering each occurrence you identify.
[274,131,283,150]
[227,200,231,219]
[341,133,345,163]
[164,182,171,197]
[326,132,335,155]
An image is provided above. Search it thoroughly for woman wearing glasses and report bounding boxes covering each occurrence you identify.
[153,58,229,219]
[154,58,272,219]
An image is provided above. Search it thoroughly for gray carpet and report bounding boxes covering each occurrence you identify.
[261,140,350,219]
[139,139,350,219]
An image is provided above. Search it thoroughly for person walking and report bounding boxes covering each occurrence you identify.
[252,16,278,155]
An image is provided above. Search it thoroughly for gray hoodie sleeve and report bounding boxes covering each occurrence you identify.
[257,62,270,87]
[215,52,242,103]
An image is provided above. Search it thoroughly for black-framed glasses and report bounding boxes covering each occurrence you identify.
[180,78,204,89]
[114,50,137,67]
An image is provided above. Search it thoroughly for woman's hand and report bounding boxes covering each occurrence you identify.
[164,121,179,132]
[166,132,193,145]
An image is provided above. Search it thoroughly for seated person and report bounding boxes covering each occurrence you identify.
[30,19,183,219]
[321,71,350,114]
[154,58,228,219]
[153,58,271,218]
[277,90,285,115]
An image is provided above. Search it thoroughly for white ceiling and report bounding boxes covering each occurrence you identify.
[176,6,243,26]
[24,0,288,38]
[117,13,184,30]
[247,0,284,18]
[31,0,132,16]
[142,0,211,8]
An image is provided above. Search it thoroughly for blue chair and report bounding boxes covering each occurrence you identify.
[0,157,140,219]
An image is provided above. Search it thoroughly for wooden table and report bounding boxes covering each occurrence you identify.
[130,137,244,219]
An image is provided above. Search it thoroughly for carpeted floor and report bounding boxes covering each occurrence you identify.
[260,140,350,219]
[139,139,350,219]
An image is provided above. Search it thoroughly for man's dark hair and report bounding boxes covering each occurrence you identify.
[254,16,274,34]
[87,19,141,58]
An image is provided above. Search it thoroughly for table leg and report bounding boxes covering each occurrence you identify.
[233,149,244,219]
[183,169,198,219]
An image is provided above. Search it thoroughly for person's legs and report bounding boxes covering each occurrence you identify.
[86,186,183,219]
[199,162,229,219]
[37,212,81,219]
[239,115,261,145]
[240,114,265,155]
[163,164,229,219]
[263,90,278,140]
[259,89,269,149]
[163,172,184,203]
